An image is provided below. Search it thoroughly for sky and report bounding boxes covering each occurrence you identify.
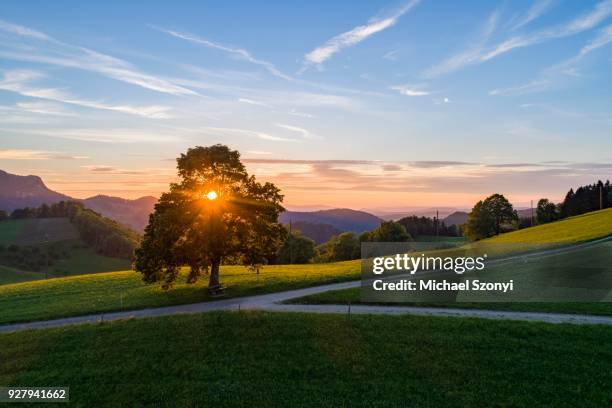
[1,0,611,210]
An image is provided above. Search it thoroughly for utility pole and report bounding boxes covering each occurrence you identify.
[600,184,603,210]
[289,220,293,264]
[435,210,439,236]
[531,200,534,227]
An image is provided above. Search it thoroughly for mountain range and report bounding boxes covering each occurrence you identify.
[0,170,156,231]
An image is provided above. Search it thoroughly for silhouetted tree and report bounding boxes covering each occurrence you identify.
[134,145,286,291]
[464,194,517,241]
[536,198,558,224]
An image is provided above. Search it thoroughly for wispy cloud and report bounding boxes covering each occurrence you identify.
[0,70,174,118]
[482,0,612,61]
[0,19,197,96]
[303,0,420,68]
[490,23,612,96]
[238,97,270,107]
[274,123,320,139]
[426,0,612,77]
[508,0,556,31]
[0,149,88,160]
[390,85,429,96]
[15,101,74,116]
[152,26,292,80]
[8,127,180,143]
[382,49,400,61]
[204,126,299,142]
[573,23,612,59]
[424,10,499,78]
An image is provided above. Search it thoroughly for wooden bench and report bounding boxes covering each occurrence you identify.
[208,284,226,296]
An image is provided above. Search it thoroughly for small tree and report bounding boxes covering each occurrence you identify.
[464,194,518,241]
[277,230,315,264]
[369,221,412,242]
[134,145,286,291]
[536,198,558,224]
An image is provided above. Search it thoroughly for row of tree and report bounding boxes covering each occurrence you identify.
[536,180,611,225]
[396,215,460,238]
[278,220,413,264]
[2,201,140,259]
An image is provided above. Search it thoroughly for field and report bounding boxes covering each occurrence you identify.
[1,209,611,325]
[1,311,610,406]
[0,218,130,284]
[0,261,359,325]
[0,218,79,245]
[488,208,612,244]
[289,287,612,316]
[0,265,44,285]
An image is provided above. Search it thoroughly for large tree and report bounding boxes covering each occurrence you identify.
[134,145,286,291]
[464,194,518,241]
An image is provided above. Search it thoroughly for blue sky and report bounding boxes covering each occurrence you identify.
[1,0,611,209]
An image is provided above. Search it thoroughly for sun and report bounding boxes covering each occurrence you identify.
[206,190,218,200]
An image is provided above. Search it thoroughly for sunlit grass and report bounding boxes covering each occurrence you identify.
[0,260,359,325]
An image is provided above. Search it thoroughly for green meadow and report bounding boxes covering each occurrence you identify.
[0,261,359,325]
[1,312,611,406]
[0,218,130,283]
[1,208,611,325]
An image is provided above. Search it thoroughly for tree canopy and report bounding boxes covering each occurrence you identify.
[277,230,315,264]
[134,145,286,290]
[464,194,518,241]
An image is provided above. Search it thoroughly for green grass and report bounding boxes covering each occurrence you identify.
[488,208,612,244]
[413,235,467,243]
[1,311,610,406]
[51,243,130,276]
[0,265,44,285]
[0,218,79,245]
[0,219,28,245]
[290,287,612,316]
[294,238,612,315]
[0,218,130,284]
[0,260,359,325]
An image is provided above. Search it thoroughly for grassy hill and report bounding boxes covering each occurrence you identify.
[487,208,612,244]
[0,217,132,284]
[290,209,612,311]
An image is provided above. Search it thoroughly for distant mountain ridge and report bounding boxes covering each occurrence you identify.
[0,170,70,210]
[279,208,381,233]
[286,221,342,244]
[0,170,156,231]
[83,195,156,232]
[443,211,469,226]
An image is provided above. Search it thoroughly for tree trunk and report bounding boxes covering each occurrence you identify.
[208,258,220,289]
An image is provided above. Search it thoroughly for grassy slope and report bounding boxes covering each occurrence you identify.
[0,218,130,284]
[0,265,44,285]
[0,219,27,245]
[0,261,359,325]
[290,210,612,314]
[1,312,611,406]
[487,208,612,244]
